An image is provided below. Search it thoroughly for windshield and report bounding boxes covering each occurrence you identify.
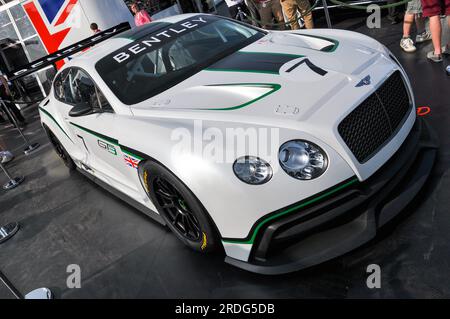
[96,16,265,105]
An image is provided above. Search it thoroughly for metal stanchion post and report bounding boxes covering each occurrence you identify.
[322,0,333,28]
[0,222,19,245]
[0,162,24,190]
[0,99,40,155]
[0,270,52,299]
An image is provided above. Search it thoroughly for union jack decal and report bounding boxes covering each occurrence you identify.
[123,154,140,169]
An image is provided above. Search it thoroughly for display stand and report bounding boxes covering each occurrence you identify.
[0,162,24,190]
[24,288,53,299]
[0,222,19,245]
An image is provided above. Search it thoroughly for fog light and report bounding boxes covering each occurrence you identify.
[233,156,273,185]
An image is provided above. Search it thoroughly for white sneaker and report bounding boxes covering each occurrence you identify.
[400,37,416,53]
[416,31,432,43]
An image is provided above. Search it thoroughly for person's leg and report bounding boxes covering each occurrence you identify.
[297,0,314,29]
[257,2,273,29]
[271,0,286,30]
[244,0,261,26]
[280,0,299,29]
[422,0,444,61]
[228,4,239,19]
[445,0,450,52]
[429,15,442,54]
[415,14,425,33]
[415,14,433,42]
[401,13,417,52]
[414,0,433,42]
[387,0,402,24]
[403,13,415,37]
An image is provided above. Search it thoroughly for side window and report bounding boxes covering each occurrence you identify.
[71,69,98,107]
[56,68,113,113]
[72,69,114,113]
[54,70,68,102]
[54,69,74,104]
[53,73,63,100]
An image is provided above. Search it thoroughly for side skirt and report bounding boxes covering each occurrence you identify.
[76,167,166,226]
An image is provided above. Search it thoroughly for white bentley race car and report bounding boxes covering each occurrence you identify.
[12,14,438,274]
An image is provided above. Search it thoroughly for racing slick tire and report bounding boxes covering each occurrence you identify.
[139,161,220,253]
[44,126,76,171]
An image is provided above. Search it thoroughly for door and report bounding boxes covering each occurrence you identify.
[61,68,136,193]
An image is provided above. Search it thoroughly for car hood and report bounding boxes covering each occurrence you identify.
[131,29,390,121]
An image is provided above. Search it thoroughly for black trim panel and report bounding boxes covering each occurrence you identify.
[207,52,302,74]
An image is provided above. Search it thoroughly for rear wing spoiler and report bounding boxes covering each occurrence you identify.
[6,22,131,82]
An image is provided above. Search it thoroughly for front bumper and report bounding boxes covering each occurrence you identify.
[225,118,438,275]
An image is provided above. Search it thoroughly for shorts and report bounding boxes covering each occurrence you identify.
[406,0,423,14]
[421,0,450,17]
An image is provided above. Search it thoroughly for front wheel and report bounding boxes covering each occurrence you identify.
[139,161,220,253]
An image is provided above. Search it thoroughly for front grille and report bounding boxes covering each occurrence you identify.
[338,71,412,163]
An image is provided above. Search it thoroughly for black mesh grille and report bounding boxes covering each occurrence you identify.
[338,71,412,163]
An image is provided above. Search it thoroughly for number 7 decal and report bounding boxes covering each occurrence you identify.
[286,58,328,76]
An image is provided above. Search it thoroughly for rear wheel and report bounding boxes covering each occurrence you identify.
[45,127,75,171]
[139,161,220,253]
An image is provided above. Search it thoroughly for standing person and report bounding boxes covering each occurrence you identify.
[280,0,314,29]
[421,0,449,62]
[400,0,431,52]
[386,0,403,24]
[245,0,261,26]
[131,2,153,27]
[90,23,101,34]
[0,75,26,128]
[255,0,286,30]
[225,0,249,20]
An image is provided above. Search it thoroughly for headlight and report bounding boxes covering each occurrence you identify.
[233,156,273,185]
[279,140,328,180]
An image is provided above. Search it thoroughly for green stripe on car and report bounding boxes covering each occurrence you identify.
[222,177,359,245]
[70,122,119,146]
[69,122,143,160]
[195,83,281,111]
[39,107,74,143]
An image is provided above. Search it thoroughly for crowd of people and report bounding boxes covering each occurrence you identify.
[399,0,449,65]
[224,0,314,29]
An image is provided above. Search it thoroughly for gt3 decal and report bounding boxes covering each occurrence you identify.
[98,140,117,155]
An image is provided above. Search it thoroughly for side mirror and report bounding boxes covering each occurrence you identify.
[69,102,92,117]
